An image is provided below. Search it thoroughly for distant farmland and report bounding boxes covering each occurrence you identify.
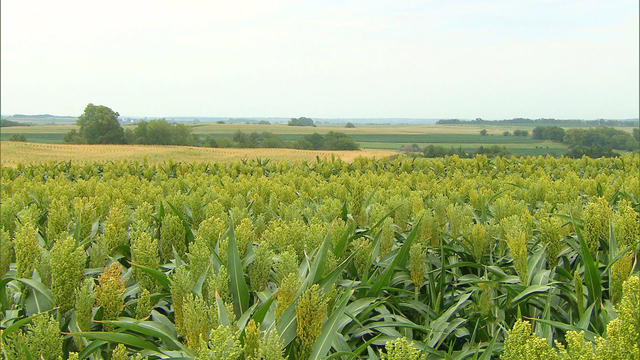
[0,123,578,155]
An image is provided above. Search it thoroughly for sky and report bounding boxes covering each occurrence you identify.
[1,0,638,119]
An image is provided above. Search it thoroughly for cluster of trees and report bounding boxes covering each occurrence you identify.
[294,131,359,150]
[65,104,360,151]
[288,117,315,126]
[223,131,287,148]
[419,144,511,158]
[0,119,28,127]
[531,125,639,158]
[532,126,565,142]
[502,130,529,136]
[205,131,359,150]
[8,134,27,141]
[64,104,125,144]
[563,127,638,151]
[124,119,194,146]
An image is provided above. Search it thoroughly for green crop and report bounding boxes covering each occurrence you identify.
[0,154,638,358]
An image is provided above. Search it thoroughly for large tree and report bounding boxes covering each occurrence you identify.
[77,104,125,144]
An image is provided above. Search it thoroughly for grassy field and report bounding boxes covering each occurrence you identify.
[0,123,576,155]
[0,141,396,166]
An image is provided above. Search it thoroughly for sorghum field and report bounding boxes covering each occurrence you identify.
[0,155,638,359]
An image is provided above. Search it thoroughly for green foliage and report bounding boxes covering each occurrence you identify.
[296,284,328,359]
[274,250,298,284]
[187,236,211,285]
[160,214,186,260]
[131,231,159,292]
[248,244,274,292]
[96,262,125,326]
[135,288,153,320]
[75,103,125,144]
[1,155,639,358]
[380,337,425,360]
[125,118,194,145]
[74,278,96,333]
[207,265,230,304]
[244,319,261,360]
[50,236,86,313]
[295,132,359,150]
[563,126,638,151]
[8,133,27,142]
[532,126,565,142]
[103,199,129,254]
[276,273,300,320]
[182,294,218,349]
[2,313,63,360]
[0,228,13,279]
[196,325,243,360]
[13,222,41,278]
[288,117,315,126]
[501,319,557,360]
[170,266,193,336]
[583,197,612,255]
[539,216,565,268]
[504,220,529,284]
[46,198,69,241]
[409,243,426,291]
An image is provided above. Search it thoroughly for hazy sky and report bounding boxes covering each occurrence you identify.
[1,0,638,119]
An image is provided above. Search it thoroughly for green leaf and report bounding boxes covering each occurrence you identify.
[252,295,275,325]
[129,262,170,291]
[510,285,552,306]
[71,331,159,351]
[368,219,421,296]
[225,217,250,316]
[309,289,353,360]
[572,219,601,307]
[101,317,190,353]
[216,294,231,326]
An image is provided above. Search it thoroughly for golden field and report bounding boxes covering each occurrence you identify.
[0,141,397,166]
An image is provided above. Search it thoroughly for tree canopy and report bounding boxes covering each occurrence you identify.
[288,117,315,126]
[124,119,194,145]
[76,104,125,144]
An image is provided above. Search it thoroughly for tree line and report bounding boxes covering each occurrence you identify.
[438,118,638,127]
[532,125,639,157]
[64,104,359,150]
[403,144,512,158]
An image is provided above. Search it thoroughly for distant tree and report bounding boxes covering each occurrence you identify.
[9,134,27,142]
[126,119,194,145]
[533,126,565,142]
[566,145,619,158]
[288,117,315,127]
[323,132,359,150]
[63,129,86,144]
[503,131,511,136]
[634,128,639,142]
[476,145,511,157]
[479,129,488,136]
[216,120,226,124]
[345,122,356,128]
[76,104,125,144]
[0,119,27,127]
[258,120,271,125]
[563,127,637,151]
[512,129,529,136]
[295,132,358,150]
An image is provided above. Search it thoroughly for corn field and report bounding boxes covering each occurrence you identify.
[0,155,638,359]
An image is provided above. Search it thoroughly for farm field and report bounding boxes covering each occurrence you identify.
[0,141,395,167]
[0,123,606,155]
[0,155,638,359]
